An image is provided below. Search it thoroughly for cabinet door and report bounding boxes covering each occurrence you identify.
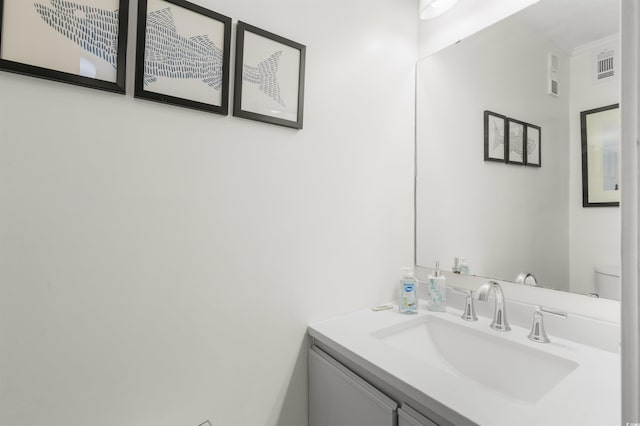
[309,346,397,426]
[398,404,439,426]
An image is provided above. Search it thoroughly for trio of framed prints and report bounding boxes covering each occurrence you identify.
[484,110,541,167]
[0,0,306,129]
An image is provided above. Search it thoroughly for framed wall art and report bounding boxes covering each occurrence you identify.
[484,110,507,162]
[506,118,527,165]
[581,103,620,207]
[134,0,231,115]
[525,123,541,167]
[0,0,129,93]
[233,21,306,129]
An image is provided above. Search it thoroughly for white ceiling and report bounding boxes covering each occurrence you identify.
[514,0,619,54]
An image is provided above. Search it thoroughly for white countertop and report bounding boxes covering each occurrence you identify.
[308,303,620,426]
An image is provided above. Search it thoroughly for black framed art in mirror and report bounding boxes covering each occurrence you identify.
[506,117,527,165]
[484,110,507,162]
[580,103,620,207]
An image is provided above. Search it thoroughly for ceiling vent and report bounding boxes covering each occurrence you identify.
[596,48,615,80]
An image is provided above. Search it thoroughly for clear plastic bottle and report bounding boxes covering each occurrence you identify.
[459,257,470,275]
[427,261,447,312]
[399,267,418,314]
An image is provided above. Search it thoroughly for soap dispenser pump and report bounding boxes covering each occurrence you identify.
[427,261,447,312]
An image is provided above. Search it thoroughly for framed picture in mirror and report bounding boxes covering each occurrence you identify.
[506,118,526,165]
[580,103,620,207]
[525,124,541,167]
[483,110,507,162]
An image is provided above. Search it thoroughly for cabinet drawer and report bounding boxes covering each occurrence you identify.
[309,346,398,426]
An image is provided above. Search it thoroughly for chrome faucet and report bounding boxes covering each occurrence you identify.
[476,281,510,331]
[515,272,538,287]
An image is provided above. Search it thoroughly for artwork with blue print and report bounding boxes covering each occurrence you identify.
[34,0,120,69]
[242,51,285,106]
[489,119,537,157]
[143,7,224,90]
[140,0,226,106]
[240,31,301,122]
[0,0,120,81]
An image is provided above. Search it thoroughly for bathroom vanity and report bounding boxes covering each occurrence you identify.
[310,1,624,423]
[308,290,620,426]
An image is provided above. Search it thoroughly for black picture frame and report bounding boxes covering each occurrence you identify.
[524,123,542,167]
[484,110,507,162]
[0,0,129,93]
[506,118,527,165]
[233,21,306,129]
[581,103,620,207]
[134,0,231,115]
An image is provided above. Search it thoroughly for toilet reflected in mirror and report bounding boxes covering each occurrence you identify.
[594,265,621,300]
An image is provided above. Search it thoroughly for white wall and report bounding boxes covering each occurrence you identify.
[417,0,539,58]
[0,1,417,425]
[416,16,571,290]
[568,37,621,295]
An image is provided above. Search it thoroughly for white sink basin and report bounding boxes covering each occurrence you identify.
[372,314,579,403]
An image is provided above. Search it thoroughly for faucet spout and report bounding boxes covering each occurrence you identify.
[477,281,510,331]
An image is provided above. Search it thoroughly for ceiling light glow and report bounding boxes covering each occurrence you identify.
[419,0,459,20]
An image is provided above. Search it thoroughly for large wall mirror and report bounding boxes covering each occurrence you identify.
[416,0,621,299]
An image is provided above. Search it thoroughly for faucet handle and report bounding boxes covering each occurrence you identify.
[527,306,567,343]
[451,287,472,296]
[452,287,478,321]
[540,306,568,319]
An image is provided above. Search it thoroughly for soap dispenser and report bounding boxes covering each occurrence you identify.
[452,257,461,274]
[399,267,418,315]
[427,261,446,312]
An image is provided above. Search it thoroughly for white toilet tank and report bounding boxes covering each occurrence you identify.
[594,265,621,301]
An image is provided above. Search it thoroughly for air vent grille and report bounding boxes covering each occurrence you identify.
[597,49,615,80]
[547,53,559,97]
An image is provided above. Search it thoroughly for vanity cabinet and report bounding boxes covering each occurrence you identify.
[309,345,449,426]
[309,346,398,426]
